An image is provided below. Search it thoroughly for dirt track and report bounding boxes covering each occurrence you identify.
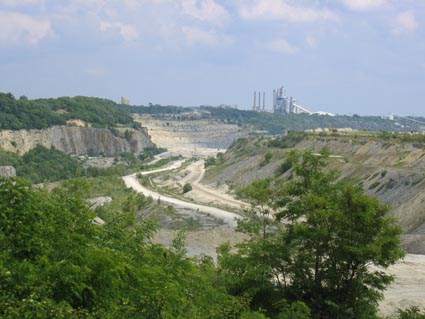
[180,160,249,210]
[123,157,425,316]
[122,161,241,228]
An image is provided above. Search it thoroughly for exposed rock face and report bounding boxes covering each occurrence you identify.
[0,126,154,155]
[202,136,425,248]
[0,166,16,178]
[134,115,246,153]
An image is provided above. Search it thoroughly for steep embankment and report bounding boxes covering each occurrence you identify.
[133,115,246,155]
[202,135,425,253]
[0,126,154,155]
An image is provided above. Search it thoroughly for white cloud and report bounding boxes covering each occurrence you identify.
[181,0,230,26]
[100,21,139,41]
[182,26,229,47]
[0,11,51,45]
[344,0,387,11]
[393,11,418,35]
[267,39,299,54]
[239,0,337,23]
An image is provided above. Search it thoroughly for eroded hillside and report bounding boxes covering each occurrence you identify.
[202,133,425,253]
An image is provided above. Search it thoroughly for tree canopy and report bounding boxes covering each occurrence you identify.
[219,150,405,319]
[0,178,250,318]
[0,93,134,130]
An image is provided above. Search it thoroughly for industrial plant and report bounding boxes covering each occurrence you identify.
[253,85,319,115]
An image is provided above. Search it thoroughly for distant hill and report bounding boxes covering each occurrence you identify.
[0,93,135,130]
[2,92,423,133]
[122,104,425,134]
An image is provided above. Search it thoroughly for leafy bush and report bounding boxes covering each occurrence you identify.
[183,183,193,193]
[0,178,250,318]
[260,152,273,167]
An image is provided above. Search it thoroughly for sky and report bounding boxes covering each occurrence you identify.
[0,0,424,116]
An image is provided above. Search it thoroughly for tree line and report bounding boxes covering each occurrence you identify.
[0,93,134,130]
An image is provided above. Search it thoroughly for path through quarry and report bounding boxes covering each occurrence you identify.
[122,160,242,228]
[122,156,425,316]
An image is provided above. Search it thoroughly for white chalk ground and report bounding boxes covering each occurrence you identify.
[122,161,241,228]
[376,254,425,316]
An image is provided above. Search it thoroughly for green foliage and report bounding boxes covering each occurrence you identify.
[138,146,167,161]
[0,93,134,130]
[219,150,404,319]
[390,307,425,319]
[205,152,225,168]
[276,159,292,176]
[183,183,193,193]
[0,177,250,318]
[268,132,306,148]
[0,145,84,183]
[369,181,381,190]
[0,148,21,167]
[260,152,273,167]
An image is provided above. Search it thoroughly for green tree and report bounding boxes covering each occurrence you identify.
[219,150,404,319]
[0,177,252,318]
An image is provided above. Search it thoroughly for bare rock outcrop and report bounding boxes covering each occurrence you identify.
[134,115,246,152]
[0,126,154,155]
[0,166,16,178]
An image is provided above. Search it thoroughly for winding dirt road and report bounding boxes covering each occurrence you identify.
[180,160,249,210]
[122,160,241,228]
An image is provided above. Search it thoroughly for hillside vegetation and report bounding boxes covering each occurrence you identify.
[0,93,134,130]
[124,104,425,134]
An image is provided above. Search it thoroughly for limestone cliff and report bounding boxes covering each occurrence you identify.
[134,115,246,154]
[0,126,154,155]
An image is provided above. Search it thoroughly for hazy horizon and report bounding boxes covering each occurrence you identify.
[1,0,424,116]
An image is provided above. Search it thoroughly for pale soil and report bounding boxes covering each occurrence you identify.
[152,228,248,261]
[122,160,241,227]
[179,160,249,211]
[376,254,425,316]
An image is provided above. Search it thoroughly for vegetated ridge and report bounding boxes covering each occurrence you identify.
[124,104,425,134]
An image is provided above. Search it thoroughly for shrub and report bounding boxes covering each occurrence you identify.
[183,183,192,194]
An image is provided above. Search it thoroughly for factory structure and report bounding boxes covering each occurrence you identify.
[253,85,317,115]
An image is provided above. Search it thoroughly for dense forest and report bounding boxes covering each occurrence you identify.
[1,151,422,318]
[0,93,134,130]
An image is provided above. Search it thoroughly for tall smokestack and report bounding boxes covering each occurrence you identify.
[258,92,260,110]
[263,92,265,110]
[253,91,256,110]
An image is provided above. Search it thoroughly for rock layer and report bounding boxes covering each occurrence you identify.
[0,126,154,155]
[134,115,245,153]
[0,166,16,178]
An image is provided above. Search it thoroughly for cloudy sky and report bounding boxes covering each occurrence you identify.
[0,0,424,115]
